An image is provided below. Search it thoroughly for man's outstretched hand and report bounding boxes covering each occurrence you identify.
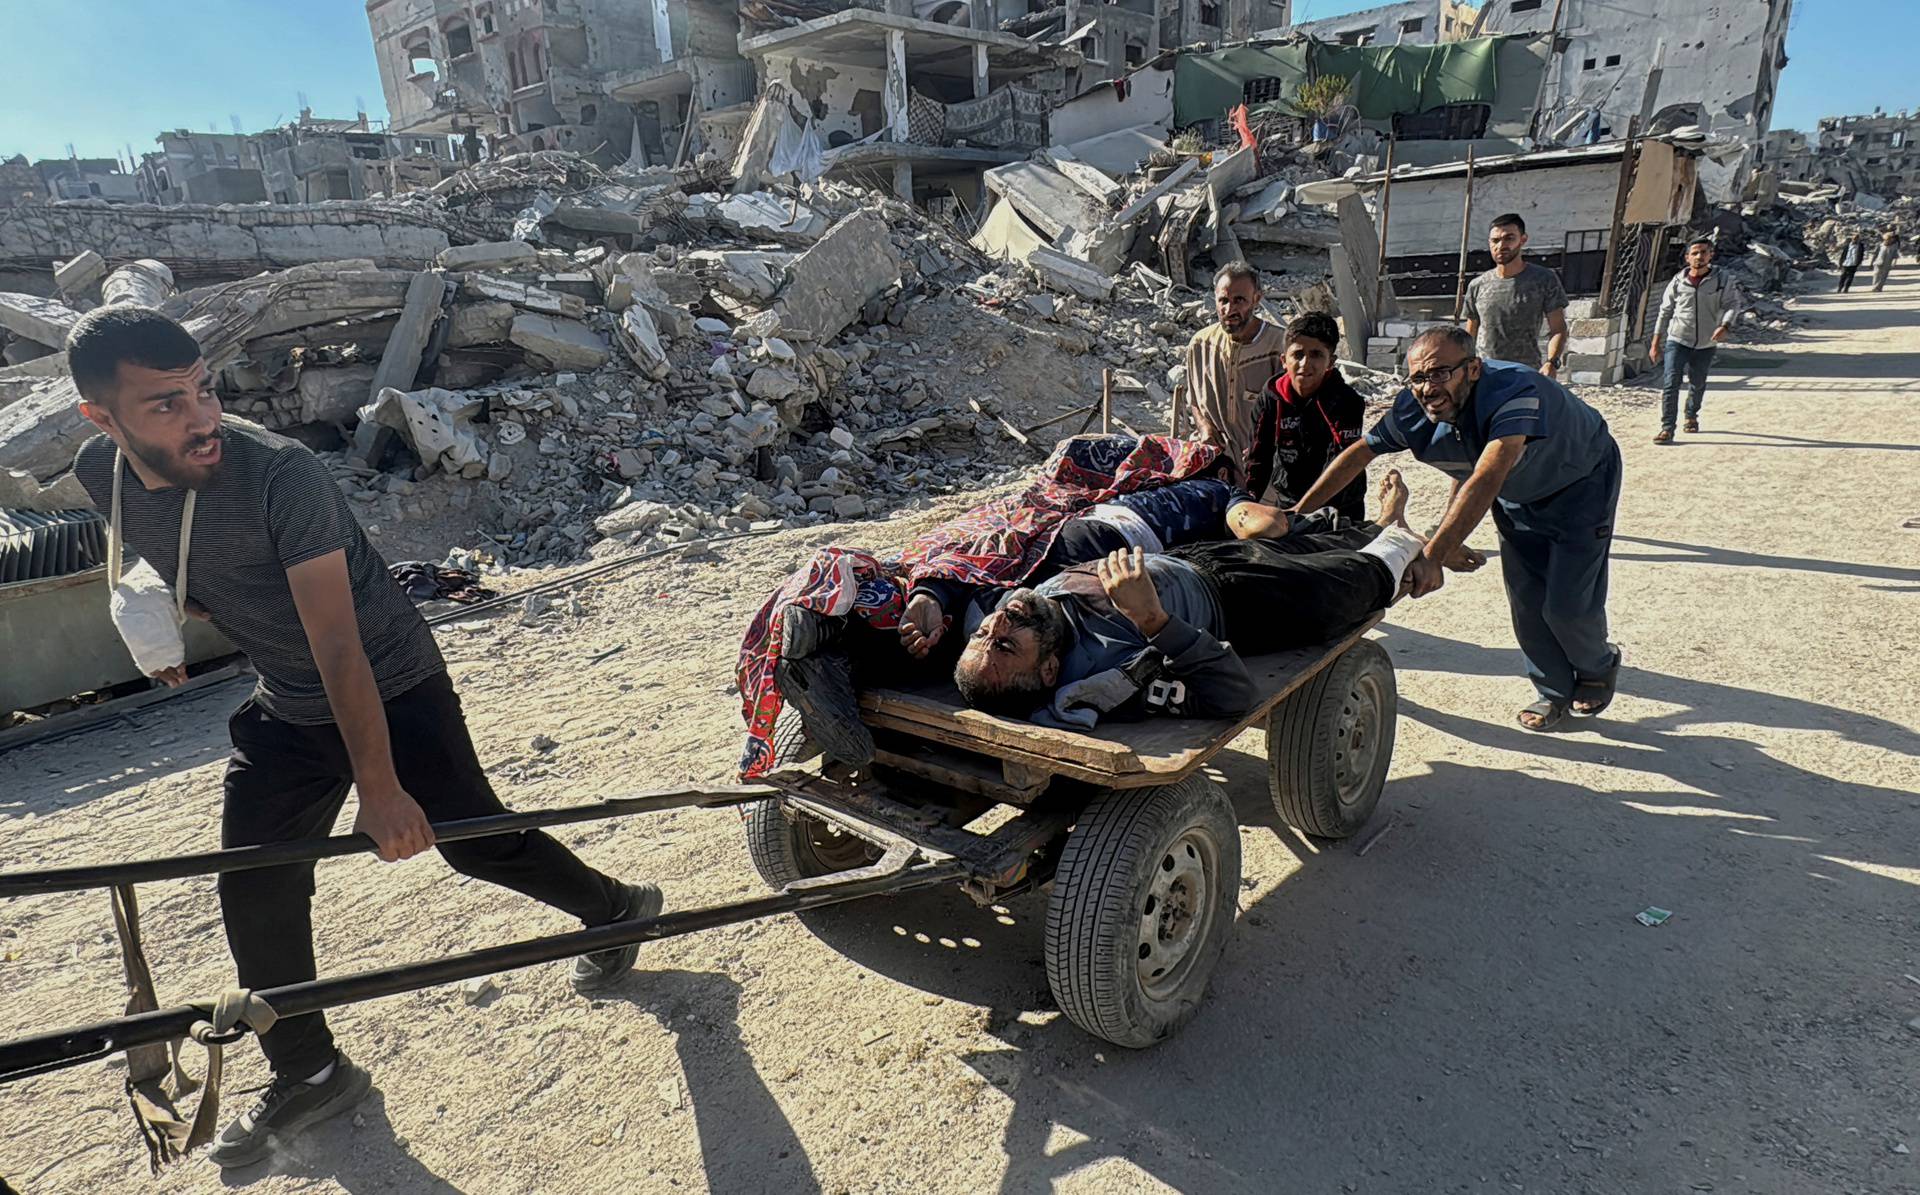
[899,592,950,660]
[354,787,436,862]
[1098,547,1169,636]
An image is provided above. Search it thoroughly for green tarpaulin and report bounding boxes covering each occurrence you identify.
[1174,36,1512,127]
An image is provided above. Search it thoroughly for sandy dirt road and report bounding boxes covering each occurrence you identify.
[2,272,1917,1195]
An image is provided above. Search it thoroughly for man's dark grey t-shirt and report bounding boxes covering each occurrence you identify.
[1464,262,1568,368]
[75,420,443,724]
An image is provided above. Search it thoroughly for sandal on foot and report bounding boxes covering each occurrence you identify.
[1572,646,1623,717]
[1683,418,1700,433]
[1652,428,1674,444]
[1517,699,1570,732]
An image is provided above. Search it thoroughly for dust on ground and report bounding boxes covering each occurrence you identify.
[3,272,1919,1195]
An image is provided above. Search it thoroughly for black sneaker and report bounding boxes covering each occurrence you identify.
[208,1052,371,1169]
[571,881,663,992]
[776,651,874,768]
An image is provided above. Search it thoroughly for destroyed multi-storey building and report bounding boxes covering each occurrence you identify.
[1003,0,1293,74]
[0,157,41,208]
[738,6,1079,206]
[139,130,270,205]
[1761,127,1814,187]
[136,115,462,206]
[1477,0,1792,195]
[606,1,754,165]
[1289,1,1481,47]
[367,0,713,161]
[32,158,142,204]
[1803,110,1920,198]
[251,113,461,203]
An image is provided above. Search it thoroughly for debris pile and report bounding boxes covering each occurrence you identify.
[2,151,1292,569]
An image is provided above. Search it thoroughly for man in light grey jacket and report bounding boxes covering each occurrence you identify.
[1649,237,1745,443]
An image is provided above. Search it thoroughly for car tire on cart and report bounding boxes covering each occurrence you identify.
[1266,637,1396,839]
[743,799,880,891]
[1044,776,1241,1049]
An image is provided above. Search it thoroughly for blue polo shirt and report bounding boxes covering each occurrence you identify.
[1364,360,1612,505]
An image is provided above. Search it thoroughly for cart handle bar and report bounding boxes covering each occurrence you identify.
[0,785,777,898]
[0,857,966,1083]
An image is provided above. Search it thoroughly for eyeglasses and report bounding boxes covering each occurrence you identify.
[1406,361,1473,387]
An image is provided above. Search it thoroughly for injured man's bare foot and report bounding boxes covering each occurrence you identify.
[1375,468,1411,529]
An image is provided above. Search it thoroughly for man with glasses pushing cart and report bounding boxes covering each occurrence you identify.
[1284,327,1624,734]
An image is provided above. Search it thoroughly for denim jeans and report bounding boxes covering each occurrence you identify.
[1660,341,1713,428]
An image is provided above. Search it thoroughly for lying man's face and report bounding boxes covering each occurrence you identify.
[954,589,1068,714]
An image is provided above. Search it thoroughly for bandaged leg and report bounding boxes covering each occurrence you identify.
[1357,524,1427,592]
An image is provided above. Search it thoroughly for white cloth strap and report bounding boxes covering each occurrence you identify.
[107,448,195,621]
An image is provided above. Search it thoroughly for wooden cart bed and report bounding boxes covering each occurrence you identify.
[856,614,1382,797]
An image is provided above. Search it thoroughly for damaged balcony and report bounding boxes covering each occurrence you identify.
[740,8,1079,203]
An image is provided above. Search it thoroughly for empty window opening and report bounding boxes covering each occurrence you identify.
[404,30,435,77]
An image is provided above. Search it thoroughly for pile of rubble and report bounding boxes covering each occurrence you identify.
[5,149,1320,569]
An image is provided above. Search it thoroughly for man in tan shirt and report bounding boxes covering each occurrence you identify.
[1183,262,1287,489]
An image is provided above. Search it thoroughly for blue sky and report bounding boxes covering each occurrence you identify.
[0,0,1911,164]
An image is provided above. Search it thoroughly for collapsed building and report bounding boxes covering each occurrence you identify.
[1474,0,1793,199]
[1764,110,1920,199]
[136,114,462,207]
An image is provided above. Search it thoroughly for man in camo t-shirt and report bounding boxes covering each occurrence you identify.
[67,307,661,1168]
[1463,212,1570,377]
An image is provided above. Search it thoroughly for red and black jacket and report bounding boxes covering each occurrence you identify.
[1242,368,1367,520]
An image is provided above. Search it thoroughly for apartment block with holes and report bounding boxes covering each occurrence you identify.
[1287,1,1481,47]
[364,0,746,163]
[1480,0,1793,198]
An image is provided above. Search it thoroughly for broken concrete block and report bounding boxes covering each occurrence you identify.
[595,499,672,539]
[101,259,176,308]
[357,386,487,475]
[0,466,91,512]
[0,292,84,351]
[745,364,802,403]
[723,405,782,452]
[1022,293,1058,320]
[509,313,609,372]
[597,254,693,338]
[684,250,792,304]
[1027,248,1115,301]
[367,270,448,407]
[746,212,900,344]
[446,301,517,348]
[459,273,588,320]
[295,364,381,425]
[2,340,57,367]
[437,241,540,271]
[54,250,108,296]
[615,306,671,380]
[711,192,830,244]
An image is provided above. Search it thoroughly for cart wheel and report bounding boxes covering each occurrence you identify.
[742,799,880,891]
[1266,638,1397,839]
[1044,776,1241,1049]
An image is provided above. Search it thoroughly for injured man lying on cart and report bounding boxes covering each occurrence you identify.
[948,469,1423,728]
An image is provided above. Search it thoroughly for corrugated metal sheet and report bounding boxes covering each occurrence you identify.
[0,509,107,585]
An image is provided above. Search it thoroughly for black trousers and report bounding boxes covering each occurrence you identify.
[1837,263,1860,292]
[220,671,622,1079]
[1172,521,1395,655]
